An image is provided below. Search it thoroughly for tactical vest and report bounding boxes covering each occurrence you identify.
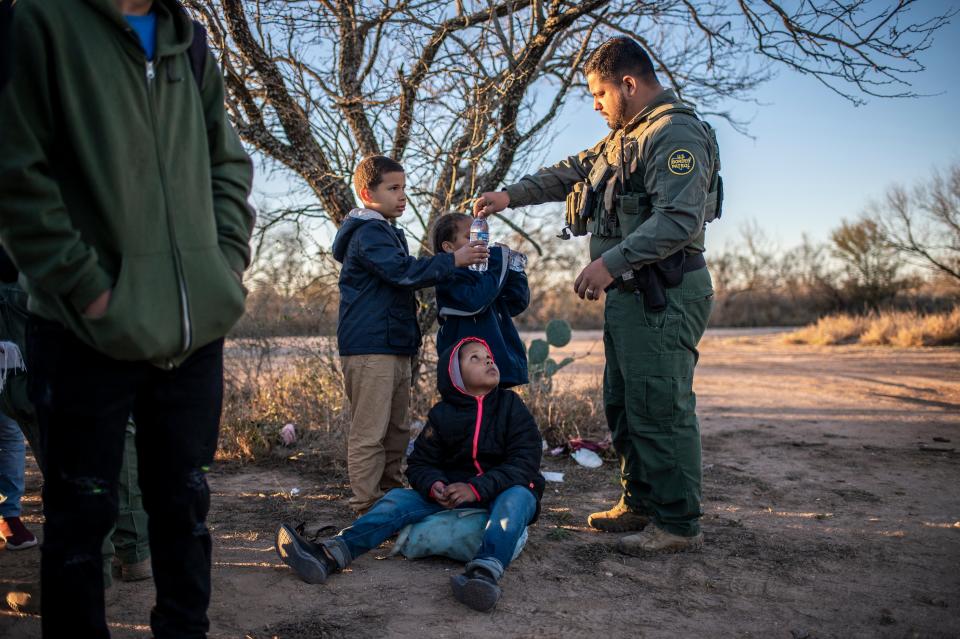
[562,102,723,261]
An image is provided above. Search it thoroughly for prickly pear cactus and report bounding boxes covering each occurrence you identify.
[545,319,572,348]
[528,319,574,392]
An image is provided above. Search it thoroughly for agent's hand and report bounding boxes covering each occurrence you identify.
[453,240,490,268]
[82,289,112,319]
[429,481,447,502]
[474,191,510,218]
[441,482,477,508]
[574,258,614,301]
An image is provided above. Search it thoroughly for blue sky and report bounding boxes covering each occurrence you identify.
[541,4,960,251]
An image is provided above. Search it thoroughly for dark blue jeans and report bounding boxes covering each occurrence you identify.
[28,317,222,639]
[338,486,536,573]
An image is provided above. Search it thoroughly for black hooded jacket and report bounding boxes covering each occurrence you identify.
[406,337,545,521]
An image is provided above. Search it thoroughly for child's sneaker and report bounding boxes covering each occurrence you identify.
[0,516,38,550]
[450,566,502,612]
[275,523,336,584]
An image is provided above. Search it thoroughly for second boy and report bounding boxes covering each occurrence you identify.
[333,156,487,513]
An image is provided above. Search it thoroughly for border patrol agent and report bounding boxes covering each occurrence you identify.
[475,37,722,555]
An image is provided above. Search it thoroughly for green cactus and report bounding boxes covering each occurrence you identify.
[528,339,550,366]
[527,319,574,392]
[545,319,572,348]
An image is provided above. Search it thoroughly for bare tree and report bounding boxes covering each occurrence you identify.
[875,163,960,283]
[185,0,952,241]
[831,218,906,309]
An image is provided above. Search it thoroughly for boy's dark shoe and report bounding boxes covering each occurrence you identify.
[275,523,336,584]
[587,499,650,533]
[450,567,502,612]
[0,516,38,550]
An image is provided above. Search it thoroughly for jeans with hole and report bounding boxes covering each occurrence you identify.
[0,410,25,518]
[337,486,536,571]
[28,317,222,639]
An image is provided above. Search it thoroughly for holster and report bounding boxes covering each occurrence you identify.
[610,251,707,312]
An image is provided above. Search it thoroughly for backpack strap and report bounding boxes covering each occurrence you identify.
[186,19,208,90]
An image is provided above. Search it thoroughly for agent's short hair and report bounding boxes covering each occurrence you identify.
[353,155,405,194]
[584,37,658,85]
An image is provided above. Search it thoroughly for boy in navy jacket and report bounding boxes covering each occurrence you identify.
[332,156,487,513]
[432,213,530,387]
[276,337,544,612]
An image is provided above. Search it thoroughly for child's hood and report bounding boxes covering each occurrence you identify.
[437,337,498,405]
[331,208,388,263]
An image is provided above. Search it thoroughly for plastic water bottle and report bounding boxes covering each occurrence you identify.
[469,216,489,272]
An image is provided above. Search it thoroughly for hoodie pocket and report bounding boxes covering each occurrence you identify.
[179,246,248,351]
[84,253,183,360]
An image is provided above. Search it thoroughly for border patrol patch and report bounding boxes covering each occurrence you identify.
[667,149,695,176]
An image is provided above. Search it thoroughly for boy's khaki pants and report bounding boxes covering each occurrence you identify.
[341,354,412,513]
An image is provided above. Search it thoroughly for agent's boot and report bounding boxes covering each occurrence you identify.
[617,525,703,556]
[112,556,153,582]
[450,566,502,612]
[587,499,650,532]
[275,523,343,584]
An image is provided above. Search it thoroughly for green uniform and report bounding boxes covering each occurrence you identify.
[102,422,151,587]
[505,89,717,536]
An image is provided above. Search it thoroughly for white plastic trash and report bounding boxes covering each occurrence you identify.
[280,423,297,445]
[571,448,602,468]
[542,471,564,483]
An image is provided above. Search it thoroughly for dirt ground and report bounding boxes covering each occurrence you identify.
[2,330,959,638]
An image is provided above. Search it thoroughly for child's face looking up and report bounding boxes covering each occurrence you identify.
[459,342,500,395]
[442,219,473,253]
[361,171,406,219]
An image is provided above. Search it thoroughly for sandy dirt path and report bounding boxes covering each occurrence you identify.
[3,331,959,638]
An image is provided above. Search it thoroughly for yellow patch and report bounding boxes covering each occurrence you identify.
[667,149,695,176]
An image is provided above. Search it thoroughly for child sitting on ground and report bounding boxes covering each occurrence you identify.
[275,338,545,612]
[332,156,487,514]
[432,213,530,387]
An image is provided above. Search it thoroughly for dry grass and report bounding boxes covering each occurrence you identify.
[783,308,960,347]
[219,340,350,463]
[218,335,606,464]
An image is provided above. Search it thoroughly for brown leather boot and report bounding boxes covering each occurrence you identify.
[587,500,650,532]
[617,525,703,556]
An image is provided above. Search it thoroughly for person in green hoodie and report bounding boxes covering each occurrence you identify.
[0,0,255,636]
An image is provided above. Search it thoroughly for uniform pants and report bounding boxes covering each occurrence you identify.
[341,354,412,512]
[101,421,151,586]
[28,317,222,639]
[603,267,714,537]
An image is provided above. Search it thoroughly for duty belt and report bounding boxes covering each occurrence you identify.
[607,251,707,312]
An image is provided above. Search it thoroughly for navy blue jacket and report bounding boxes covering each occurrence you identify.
[436,246,530,387]
[406,337,544,522]
[333,212,455,356]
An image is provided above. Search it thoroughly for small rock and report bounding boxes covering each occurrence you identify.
[879,609,896,625]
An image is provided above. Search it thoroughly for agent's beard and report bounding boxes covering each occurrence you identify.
[605,93,628,130]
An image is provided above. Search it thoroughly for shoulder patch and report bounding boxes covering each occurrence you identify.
[667,149,695,176]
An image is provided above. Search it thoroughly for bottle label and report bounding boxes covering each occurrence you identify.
[471,231,490,243]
